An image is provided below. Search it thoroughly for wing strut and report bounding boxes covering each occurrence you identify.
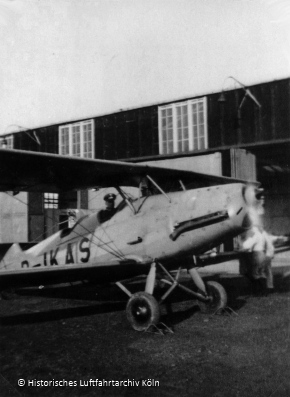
[115,186,137,214]
[146,175,171,203]
[179,179,186,191]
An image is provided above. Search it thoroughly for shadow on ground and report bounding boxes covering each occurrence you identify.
[1,270,288,329]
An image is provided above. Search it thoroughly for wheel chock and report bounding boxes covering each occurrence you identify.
[144,322,174,335]
[213,306,238,317]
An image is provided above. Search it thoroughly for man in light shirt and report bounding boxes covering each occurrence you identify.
[241,225,275,293]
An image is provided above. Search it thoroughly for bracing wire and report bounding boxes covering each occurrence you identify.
[60,215,127,260]
[2,191,130,260]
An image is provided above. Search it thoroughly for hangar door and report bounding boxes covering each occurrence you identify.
[230,148,257,181]
[0,192,28,243]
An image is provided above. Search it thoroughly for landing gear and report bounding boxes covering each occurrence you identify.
[117,261,228,331]
[198,281,227,314]
[126,292,160,331]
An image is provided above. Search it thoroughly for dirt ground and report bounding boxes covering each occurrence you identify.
[0,270,290,397]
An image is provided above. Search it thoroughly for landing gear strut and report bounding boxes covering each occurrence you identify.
[116,262,161,331]
[117,260,228,331]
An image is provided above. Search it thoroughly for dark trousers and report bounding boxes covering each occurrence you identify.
[239,252,273,292]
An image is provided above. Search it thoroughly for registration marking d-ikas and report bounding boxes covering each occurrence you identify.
[21,237,91,268]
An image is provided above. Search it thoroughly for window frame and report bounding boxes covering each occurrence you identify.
[59,119,94,158]
[2,135,14,149]
[44,193,59,209]
[158,97,207,154]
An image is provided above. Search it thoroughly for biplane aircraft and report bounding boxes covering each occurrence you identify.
[0,148,260,331]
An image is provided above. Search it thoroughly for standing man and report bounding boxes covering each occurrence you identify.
[241,225,275,294]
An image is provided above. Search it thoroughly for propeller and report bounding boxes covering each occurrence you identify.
[243,184,264,228]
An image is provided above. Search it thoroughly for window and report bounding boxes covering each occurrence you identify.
[1,135,13,149]
[59,120,94,158]
[158,97,207,154]
[44,193,59,209]
[6,135,14,149]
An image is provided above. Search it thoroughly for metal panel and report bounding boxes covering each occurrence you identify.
[0,192,28,243]
[230,148,256,181]
[45,209,60,237]
[29,215,45,242]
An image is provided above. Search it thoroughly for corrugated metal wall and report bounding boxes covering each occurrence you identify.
[13,125,59,154]
[208,78,290,148]
[9,78,290,160]
[28,192,44,242]
[94,107,159,160]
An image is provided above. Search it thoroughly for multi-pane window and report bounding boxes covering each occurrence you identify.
[6,135,13,149]
[161,107,174,154]
[72,125,81,156]
[192,100,206,150]
[59,120,94,158]
[176,103,189,152]
[60,127,69,155]
[83,122,93,158]
[1,135,13,149]
[44,193,59,209]
[158,98,207,154]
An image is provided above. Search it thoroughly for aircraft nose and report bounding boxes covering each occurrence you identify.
[226,184,257,231]
[242,183,264,228]
[243,183,263,207]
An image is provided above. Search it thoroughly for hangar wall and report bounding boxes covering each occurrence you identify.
[258,164,290,235]
[264,182,290,235]
[2,77,290,241]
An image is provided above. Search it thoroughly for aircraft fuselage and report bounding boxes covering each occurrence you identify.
[0,183,249,287]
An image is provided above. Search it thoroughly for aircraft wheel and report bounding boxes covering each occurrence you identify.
[198,281,227,314]
[126,292,160,331]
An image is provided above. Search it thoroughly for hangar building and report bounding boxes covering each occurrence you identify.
[1,77,290,244]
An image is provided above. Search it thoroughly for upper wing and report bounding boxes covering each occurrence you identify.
[0,148,251,192]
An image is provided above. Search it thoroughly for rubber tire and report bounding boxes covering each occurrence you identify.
[126,292,160,331]
[198,281,227,314]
